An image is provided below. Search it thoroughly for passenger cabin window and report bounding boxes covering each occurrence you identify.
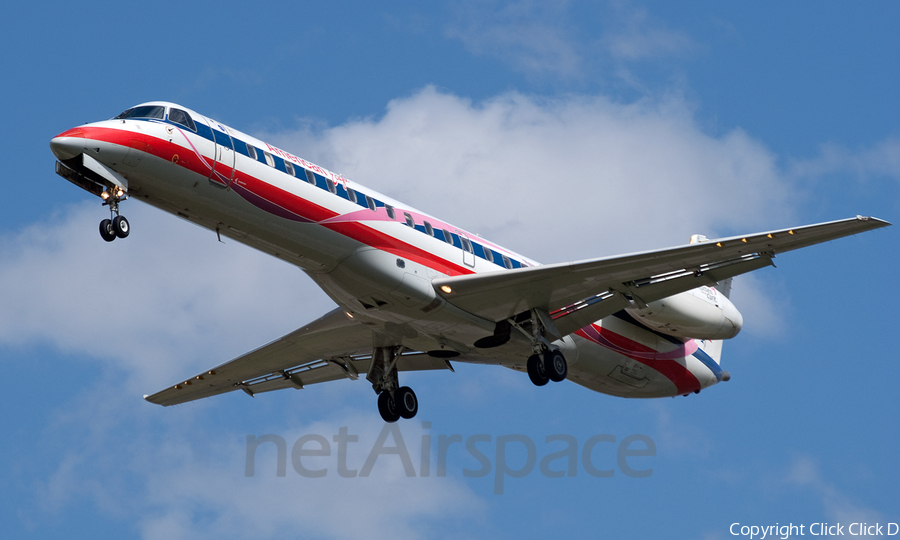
[442,229,452,244]
[461,236,473,253]
[246,144,257,161]
[168,108,196,131]
[285,162,295,176]
[484,248,494,263]
[326,178,337,194]
[424,221,434,236]
[404,213,414,227]
[305,169,316,185]
[347,188,358,203]
[385,205,395,219]
[263,151,275,167]
[115,105,165,120]
[502,255,512,269]
[365,195,376,211]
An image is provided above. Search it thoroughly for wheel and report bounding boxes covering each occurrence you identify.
[377,391,400,423]
[112,215,130,238]
[527,354,549,386]
[395,386,418,419]
[99,219,116,242]
[545,349,568,382]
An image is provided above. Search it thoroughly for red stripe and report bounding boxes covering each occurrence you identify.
[576,324,700,394]
[76,125,475,276]
[323,221,473,276]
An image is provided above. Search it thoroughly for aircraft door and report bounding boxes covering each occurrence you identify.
[458,231,476,268]
[204,117,237,189]
[185,114,218,184]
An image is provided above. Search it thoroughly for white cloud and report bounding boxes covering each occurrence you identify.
[785,455,883,524]
[31,387,480,540]
[445,1,582,78]
[0,202,334,392]
[602,7,695,61]
[788,138,900,182]
[444,1,695,80]
[269,86,794,265]
[728,273,786,338]
[134,416,479,540]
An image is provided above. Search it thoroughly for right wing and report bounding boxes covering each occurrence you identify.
[145,307,451,406]
[433,216,891,337]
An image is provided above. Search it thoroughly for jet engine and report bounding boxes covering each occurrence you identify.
[625,286,743,340]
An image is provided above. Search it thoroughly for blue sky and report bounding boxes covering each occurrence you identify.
[1,2,898,539]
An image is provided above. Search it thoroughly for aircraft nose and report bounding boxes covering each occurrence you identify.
[50,130,85,161]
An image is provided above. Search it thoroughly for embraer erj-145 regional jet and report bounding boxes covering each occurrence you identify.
[50,102,890,422]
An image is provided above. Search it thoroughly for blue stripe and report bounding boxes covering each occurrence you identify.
[159,114,529,270]
[692,346,724,382]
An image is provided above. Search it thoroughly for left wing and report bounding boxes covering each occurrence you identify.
[145,308,451,406]
[433,216,890,337]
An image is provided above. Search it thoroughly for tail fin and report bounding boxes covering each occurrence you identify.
[689,232,735,299]
[696,337,724,365]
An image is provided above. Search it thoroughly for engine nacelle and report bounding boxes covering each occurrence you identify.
[625,286,743,340]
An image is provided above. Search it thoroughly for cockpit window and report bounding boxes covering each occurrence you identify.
[114,105,166,120]
[168,108,197,132]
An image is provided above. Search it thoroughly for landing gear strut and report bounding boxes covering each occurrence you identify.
[368,346,419,423]
[99,188,129,242]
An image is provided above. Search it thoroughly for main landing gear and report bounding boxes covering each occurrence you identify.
[526,348,568,386]
[522,308,568,387]
[368,346,418,423]
[376,386,418,423]
[98,188,129,242]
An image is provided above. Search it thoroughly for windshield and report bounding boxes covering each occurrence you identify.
[168,107,197,131]
[114,105,166,120]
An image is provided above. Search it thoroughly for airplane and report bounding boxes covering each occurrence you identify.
[49,101,890,422]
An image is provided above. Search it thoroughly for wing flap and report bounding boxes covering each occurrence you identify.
[433,216,890,323]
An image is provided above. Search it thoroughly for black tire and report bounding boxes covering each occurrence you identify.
[396,386,418,419]
[377,391,400,423]
[545,349,568,382]
[112,215,130,238]
[99,219,116,242]
[527,354,549,386]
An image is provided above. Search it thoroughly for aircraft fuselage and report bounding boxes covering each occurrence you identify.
[50,102,747,406]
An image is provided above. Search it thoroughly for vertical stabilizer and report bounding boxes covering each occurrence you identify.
[716,277,733,299]
[689,234,733,299]
[696,337,724,365]
[689,233,731,370]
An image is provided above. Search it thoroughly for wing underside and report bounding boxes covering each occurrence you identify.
[145,308,452,406]
[433,216,890,336]
[147,216,889,405]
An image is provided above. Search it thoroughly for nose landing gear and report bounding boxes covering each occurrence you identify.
[98,189,129,242]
